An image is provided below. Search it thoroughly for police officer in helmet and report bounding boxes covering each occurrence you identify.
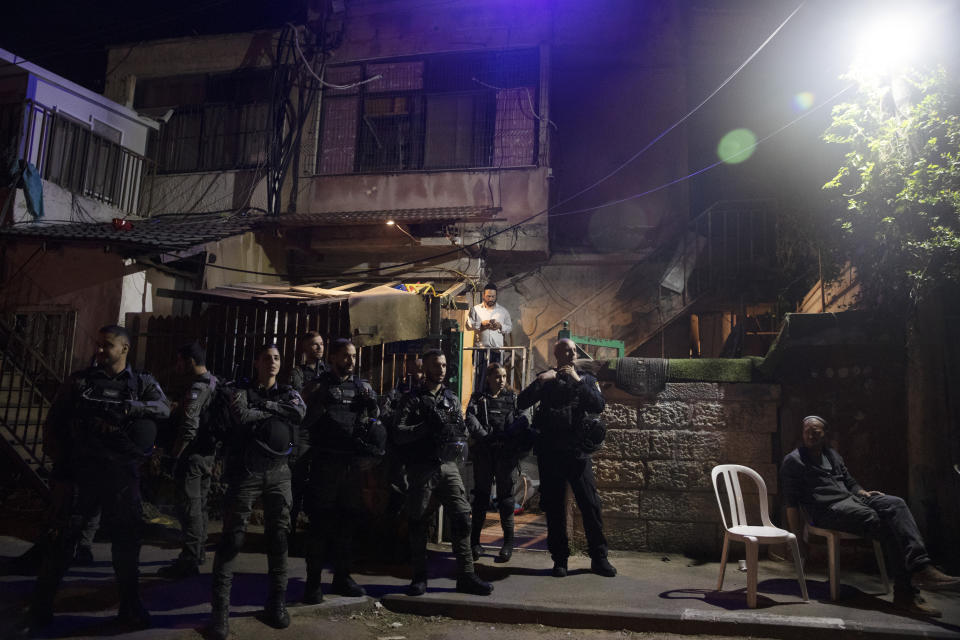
[392,349,493,597]
[300,338,384,603]
[208,344,305,640]
[21,324,170,634]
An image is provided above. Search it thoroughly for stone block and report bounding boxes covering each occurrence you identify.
[571,514,647,552]
[601,429,647,460]
[723,432,772,463]
[638,401,692,430]
[656,382,721,402]
[647,430,724,461]
[640,490,719,523]
[691,401,777,433]
[602,402,638,430]
[646,460,716,490]
[598,489,640,517]
[646,520,721,555]
[594,458,645,488]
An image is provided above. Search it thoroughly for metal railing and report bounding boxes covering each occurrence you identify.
[0,100,154,215]
[463,346,529,394]
[0,314,71,494]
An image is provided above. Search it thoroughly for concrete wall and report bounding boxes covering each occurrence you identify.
[1,241,130,372]
[8,181,130,225]
[571,382,780,555]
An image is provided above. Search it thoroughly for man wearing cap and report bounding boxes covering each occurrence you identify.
[781,415,960,617]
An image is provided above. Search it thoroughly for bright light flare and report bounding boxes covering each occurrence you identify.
[717,129,757,165]
[792,91,815,112]
[853,12,930,77]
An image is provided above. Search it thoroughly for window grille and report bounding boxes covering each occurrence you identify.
[136,70,272,174]
[317,48,540,175]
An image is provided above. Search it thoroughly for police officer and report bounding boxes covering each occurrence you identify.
[517,338,615,579]
[300,338,384,603]
[289,331,327,392]
[157,341,220,579]
[22,325,170,633]
[392,349,493,596]
[208,344,305,640]
[466,362,528,564]
[288,331,327,543]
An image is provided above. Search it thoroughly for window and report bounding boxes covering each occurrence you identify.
[317,49,539,174]
[135,69,272,173]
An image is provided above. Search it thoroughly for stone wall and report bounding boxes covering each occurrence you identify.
[572,382,780,556]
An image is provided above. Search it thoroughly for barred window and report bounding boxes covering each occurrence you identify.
[317,49,540,175]
[135,70,272,174]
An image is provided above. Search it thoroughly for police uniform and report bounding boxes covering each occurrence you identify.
[392,385,492,595]
[210,380,305,635]
[30,364,169,627]
[465,390,527,561]
[300,370,384,601]
[164,371,220,575]
[289,360,328,393]
[288,360,328,534]
[517,368,609,569]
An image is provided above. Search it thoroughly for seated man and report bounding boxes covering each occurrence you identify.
[782,415,959,616]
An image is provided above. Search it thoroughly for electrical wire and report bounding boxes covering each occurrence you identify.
[549,1,806,217]
[288,23,382,90]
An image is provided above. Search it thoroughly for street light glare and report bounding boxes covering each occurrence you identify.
[853,11,928,77]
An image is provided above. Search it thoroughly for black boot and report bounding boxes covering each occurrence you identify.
[263,592,290,629]
[496,526,514,564]
[470,508,485,562]
[302,544,323,604]
[591,554,617,577]
[303,572,323,604]
[156,557,200,580]
[406,573,428,596]
[332,573,366,597]
[552,558,568,578]
[456,572,494,596]
[208,604,229,640]
[116,593,151,629]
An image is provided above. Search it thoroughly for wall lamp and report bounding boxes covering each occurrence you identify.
[386,220,419,243]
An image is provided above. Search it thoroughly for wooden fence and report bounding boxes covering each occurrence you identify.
[126,297,443,396]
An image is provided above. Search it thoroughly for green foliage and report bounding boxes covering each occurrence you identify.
[823,66,960,312]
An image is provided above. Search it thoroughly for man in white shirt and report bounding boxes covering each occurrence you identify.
[467,283,512,352]
[467,284,512,391]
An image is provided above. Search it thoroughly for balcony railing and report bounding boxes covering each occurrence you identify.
[0,100,154,216]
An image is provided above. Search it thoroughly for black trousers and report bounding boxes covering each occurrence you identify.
[808,493,931,593]
[32,455,144,613]
[537,450,607,562]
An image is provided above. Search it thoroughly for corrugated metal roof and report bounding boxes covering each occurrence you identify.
[272,206,500,226]
[0,211,263,251]
[0,206,499,250]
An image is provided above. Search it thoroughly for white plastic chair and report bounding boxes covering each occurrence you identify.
[711,464,809,608]
[804,519,890,600]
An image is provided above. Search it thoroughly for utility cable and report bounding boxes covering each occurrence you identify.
[550,0,805,217]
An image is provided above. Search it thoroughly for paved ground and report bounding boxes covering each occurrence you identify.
[1,521,959,640]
